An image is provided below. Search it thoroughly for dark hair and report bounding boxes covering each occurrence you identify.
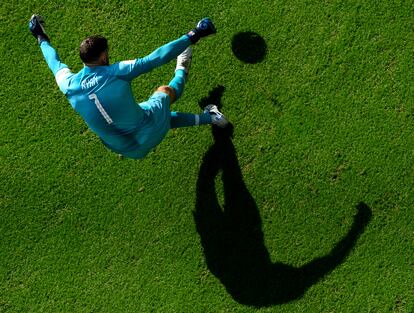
[79,35,108,63]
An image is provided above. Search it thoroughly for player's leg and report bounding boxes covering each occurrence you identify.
[170,111,212,128]
[153,85,228,128]
[154,45,192,104]
[156,85,176,103]
[134,91,172,158]
[170,106,228,128]
[168,69,186,101]
[154,46,191,103]
[167,47,192,104]
[157,44,228,128]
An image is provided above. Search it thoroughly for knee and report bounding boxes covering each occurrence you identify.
[156,85,176,103]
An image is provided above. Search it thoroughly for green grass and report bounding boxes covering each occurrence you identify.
[1,0,413,312]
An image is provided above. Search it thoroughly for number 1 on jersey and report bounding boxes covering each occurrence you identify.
[88,93,114,125]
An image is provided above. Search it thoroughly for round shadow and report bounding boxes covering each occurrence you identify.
[231,32,267,64]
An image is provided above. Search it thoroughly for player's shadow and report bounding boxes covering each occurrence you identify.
[231,32,267,64]
[198,85,226,110]
[193,126,372,307]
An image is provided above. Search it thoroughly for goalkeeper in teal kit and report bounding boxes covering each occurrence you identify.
[29,15,228,159]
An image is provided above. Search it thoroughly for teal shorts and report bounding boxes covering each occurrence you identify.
[121,92,171,159]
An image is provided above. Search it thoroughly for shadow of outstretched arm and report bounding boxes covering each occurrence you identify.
[299,202,372,283]
[194,124,372,307]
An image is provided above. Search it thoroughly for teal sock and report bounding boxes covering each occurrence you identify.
[168,69,186,100]
[170,112,212,128]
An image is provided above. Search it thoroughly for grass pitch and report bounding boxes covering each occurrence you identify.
[1,0,413,312]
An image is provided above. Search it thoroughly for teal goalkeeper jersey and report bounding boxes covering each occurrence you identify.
[40,35,191,154]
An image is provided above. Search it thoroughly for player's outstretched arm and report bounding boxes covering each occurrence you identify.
[29,15,72,92]
[134,35,192,75]
[116,18,216,80]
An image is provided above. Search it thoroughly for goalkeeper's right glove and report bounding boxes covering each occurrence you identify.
[29,14,50,43]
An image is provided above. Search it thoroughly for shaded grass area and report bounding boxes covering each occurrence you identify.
[194,125,373,306]
[1,0,413,312]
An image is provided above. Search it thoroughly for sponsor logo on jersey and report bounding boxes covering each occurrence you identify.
[81,76,99,90]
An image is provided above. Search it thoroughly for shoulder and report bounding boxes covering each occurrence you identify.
[108,60,139,80]
[55,68,73,85]
[55,68,76,95]
[113,60,141,71]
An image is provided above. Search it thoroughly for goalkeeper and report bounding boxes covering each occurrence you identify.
[29,15,228,159]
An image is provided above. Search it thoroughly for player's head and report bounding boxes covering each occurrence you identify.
[80,35,109,66]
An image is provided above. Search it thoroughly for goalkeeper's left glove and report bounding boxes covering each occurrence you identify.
[187,18,216,44]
